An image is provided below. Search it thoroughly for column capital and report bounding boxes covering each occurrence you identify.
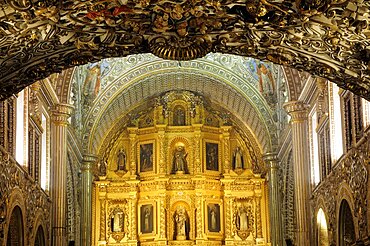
[283,101,308,122]
[82,154,98,170]
[51,103,74,125]
[263,153,279,169]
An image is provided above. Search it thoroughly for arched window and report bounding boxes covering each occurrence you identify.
[7,206,24,246]
[316,208,329,246]
[338,200,356,246]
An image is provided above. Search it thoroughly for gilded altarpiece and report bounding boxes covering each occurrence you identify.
[93,91,270,246]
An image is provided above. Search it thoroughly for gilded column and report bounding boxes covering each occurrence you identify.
[129,193,138,243]
[51,103,73,246]
[221,126,231,173]
[224,196,233,240]
[128,127,138,178]
[98,182,108,242]
[255,192,263,239]
[264,153,283,246]
[193,126,202,174]
[284,101,311,245]
[157,128,167,175]
[80,154,98,246]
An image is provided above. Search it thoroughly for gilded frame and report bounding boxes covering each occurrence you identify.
[138,201,157,238]
[204,141,220,172]
[138,141,155,174]
[205,200,224,237]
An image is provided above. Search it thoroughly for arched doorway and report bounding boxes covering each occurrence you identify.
[338,200,356,246]
[6,206,24,246]
[316,208,329,246]
[34,225,45,246]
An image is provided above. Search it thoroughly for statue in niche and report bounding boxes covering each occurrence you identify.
[171,145,189,174]
[234,203,254,240]
[111,210,124,232]
[174,206,189,240]
[233,147,244,169]
[236,206,250,230]
[99,158,107,176]
[173,106,186,126]
[117,149,126,171]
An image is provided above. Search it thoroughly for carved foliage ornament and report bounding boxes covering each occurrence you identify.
[0,0,370,99]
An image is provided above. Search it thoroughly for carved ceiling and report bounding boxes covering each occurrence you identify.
[69,54,285,154]
[1,0,370,100]
[77,65,277,154]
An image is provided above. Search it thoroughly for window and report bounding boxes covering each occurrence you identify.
[329,84,343,163]
[309,106,320,186]
[15,90,26,166]
[40,111,50,191]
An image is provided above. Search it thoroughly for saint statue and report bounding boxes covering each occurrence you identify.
[233,147,244,169]
[112,211,124,232]
[144,207,151,232]
[172,145,189,174]
[175,206,188,240]
[117,149,126,171]
[236,207,249,230]
[210,207,217,230]
[173,107,186,126]
[99,158,107,176]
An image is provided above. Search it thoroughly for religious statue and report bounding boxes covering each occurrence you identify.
[117,149,126,171]
[111,210,124,232]
[236,206,249,230]
[210,207,217,230]
[206,143,218,171]
[175,206,189,240]
[234,203,254,240]
[233,147,244,169]
[144,207,151,232]
[99,158,107,176]
[171,145,189,174]
[173,106,186,126]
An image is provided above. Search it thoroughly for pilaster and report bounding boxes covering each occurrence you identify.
[50,103,73,246]
[264,153,283,246]
[284,101,311,245]
[81,154,98,246]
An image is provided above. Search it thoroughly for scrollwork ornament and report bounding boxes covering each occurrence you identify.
[1,0,370,100]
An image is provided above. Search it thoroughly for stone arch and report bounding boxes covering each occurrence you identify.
[34,225,46,246]
[84,64,275,156]
[5,188,26,245]
[282,67,305,101]
[337,183,358,243]
[314,198,331,246]
[338,199,357,246]
[31,211,47,246]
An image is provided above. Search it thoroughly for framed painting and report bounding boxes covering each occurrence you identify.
[140,204,154,234]
[139,142,154,173]
[207,203,221,233]
[138,202,156,239]
[205,142,219,171]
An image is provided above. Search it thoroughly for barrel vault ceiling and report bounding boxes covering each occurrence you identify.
[0,0,369,100]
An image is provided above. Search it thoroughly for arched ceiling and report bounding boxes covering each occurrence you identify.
[73,55,278,154]
[1,0,370,100]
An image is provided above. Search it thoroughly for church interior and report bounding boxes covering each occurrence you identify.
[0,0,370,246]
